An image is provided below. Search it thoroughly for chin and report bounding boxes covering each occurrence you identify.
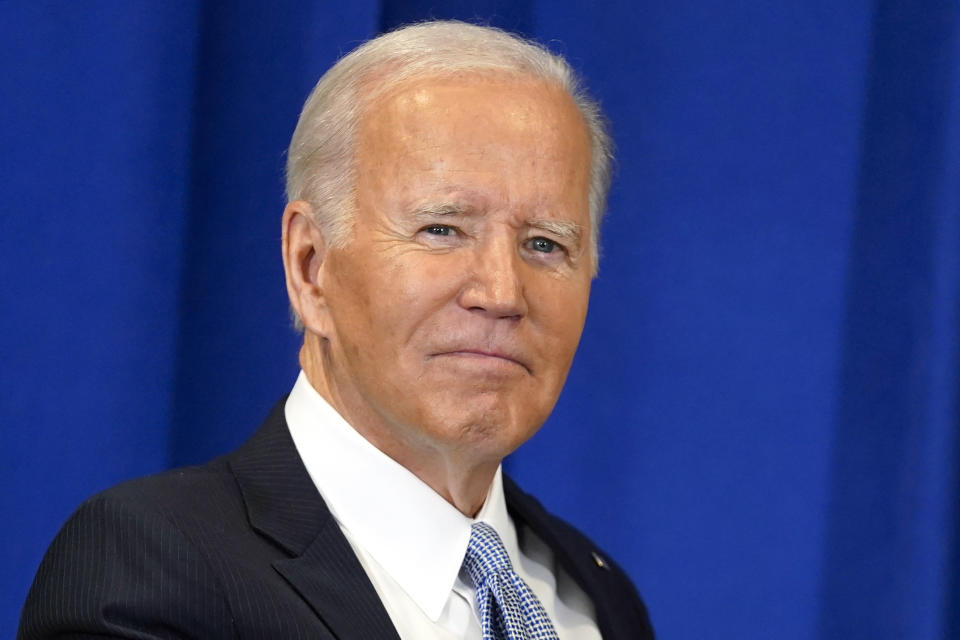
[420,394,545,456]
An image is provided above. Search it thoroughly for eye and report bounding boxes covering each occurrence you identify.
[527,236,562,254]
[423,224,455,236]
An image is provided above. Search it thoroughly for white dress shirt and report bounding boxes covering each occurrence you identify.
[285,371,602,639]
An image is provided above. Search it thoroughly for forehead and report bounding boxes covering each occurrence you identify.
[359,72,586,142]
[353,73,592,213]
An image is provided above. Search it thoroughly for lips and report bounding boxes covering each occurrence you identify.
[430,348,531,374]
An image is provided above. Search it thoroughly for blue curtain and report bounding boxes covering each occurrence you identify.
[2,2,958,638]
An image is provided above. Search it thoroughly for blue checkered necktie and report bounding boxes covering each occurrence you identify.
[462,522,560,640]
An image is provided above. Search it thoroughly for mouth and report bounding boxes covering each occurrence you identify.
[430,349,531,374]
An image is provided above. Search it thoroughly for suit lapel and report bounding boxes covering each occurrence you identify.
[503,475,651,640]
[226,401,648,639]
[272,517,402,640]
[228,400,400,640]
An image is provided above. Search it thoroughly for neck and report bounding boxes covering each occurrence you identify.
[300,337,499,517]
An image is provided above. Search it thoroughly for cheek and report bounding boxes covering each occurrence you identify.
[337,256,462,352]
[391,261,444,301]
[532,283,589,348]
[528,300,589,389]
[388,256,467,317]
[325,256,385,355]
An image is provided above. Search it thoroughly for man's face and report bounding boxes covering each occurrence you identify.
[317,74,593,464]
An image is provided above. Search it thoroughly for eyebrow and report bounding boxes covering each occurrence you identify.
[409,202,584,246]
[409,202,469,218]
[528,219,584,245]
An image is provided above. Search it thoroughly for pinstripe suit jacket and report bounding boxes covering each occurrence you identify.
[19,400,654,639]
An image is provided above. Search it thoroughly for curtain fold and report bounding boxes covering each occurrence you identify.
[816,2,960,637]
[2,2,958,638]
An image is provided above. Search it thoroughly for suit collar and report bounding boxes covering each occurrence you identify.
[285,371,476,621]
[227,399,400,640]
[227,399,648,639]
[227,398,323,554]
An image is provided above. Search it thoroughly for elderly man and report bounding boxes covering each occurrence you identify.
[20,21,653,640]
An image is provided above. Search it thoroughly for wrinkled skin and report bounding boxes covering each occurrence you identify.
[283,74,593,515]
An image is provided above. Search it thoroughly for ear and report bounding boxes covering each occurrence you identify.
[281,200,333,336]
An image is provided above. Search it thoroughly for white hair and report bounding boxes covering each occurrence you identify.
[286,21,613,273]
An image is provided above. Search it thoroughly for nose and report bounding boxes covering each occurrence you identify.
[457,235,528,320]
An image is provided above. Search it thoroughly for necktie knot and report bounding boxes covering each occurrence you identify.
[464,522,514,585]
[462,521,559,640]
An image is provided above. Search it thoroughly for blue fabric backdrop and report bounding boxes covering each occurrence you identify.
[2,2,959,639]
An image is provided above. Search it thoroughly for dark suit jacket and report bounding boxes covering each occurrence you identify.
[19,400,654,639]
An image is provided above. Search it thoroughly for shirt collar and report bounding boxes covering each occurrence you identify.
[284,371,516,621]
